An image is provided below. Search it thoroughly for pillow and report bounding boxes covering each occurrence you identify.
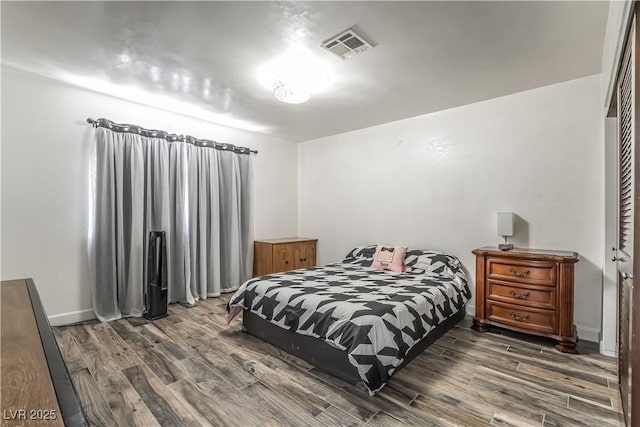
[371,245,408,272]
[344,245,377,261]
[343,245,377,267]
[404,249,462,276]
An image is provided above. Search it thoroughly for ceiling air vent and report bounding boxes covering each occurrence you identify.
[320,29,373,60]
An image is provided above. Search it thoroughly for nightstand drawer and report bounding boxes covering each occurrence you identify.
[487,280,556,310]
[486,301,556,335]
[488,258,555,285]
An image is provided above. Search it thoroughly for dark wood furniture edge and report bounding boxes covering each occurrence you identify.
[471,316,490,333]
[472,247,579,263]
[243,308,466,386]
[474,254,486,324]
[25,278,88,426]
[254,237,318,244]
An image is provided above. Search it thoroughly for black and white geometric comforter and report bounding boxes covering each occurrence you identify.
[226,245,471,394]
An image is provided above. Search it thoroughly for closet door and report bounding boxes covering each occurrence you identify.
[615,13,640,426]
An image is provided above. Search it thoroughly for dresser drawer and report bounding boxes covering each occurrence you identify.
[487,280,556,310]
[487,258,555,286]
[486,301,556,335]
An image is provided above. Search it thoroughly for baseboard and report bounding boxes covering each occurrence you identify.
[465,304,475,316]
[48,308,96,326]
[599,345,616,358]
[576,325,600,343]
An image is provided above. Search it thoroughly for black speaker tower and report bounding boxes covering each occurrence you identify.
[144,231,168,320]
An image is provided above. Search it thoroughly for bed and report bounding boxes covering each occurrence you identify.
[226,245,471,394]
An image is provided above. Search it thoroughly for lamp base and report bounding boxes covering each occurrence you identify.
[498,243,513,251]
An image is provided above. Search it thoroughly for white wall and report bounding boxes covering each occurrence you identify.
[1,66,298,325]
[0,65,608,342]
[299,74,604,341]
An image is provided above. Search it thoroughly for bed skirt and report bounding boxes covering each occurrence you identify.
[242,307,466,387]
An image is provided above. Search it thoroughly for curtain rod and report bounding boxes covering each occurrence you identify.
[87,118,258,155]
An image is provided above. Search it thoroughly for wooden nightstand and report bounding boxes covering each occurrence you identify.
[471,247,579,353]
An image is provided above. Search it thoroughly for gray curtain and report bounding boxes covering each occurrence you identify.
[89,127,253,322]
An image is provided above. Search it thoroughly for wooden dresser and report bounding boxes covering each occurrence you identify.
[253,237,317,277]
[471,247,579,353]
[1,279,86,426]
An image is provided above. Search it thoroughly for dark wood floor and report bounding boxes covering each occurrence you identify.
[54,295,623,426]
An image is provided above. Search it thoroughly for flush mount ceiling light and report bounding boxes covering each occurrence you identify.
[257,46,333,104]
[272,80,311,104]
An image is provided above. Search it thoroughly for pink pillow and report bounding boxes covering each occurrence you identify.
[371,245,408,272]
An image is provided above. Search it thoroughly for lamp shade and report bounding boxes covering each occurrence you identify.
[497,212,514,237]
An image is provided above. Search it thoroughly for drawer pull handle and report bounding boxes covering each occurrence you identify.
[508,311,530,322]
[508,290,531,300]
[509,268,530,278]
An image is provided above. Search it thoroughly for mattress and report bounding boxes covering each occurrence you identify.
[227,245,471,394]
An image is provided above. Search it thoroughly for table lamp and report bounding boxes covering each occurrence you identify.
[497,212,514,251]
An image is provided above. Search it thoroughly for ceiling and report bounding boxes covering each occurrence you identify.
[1,1,609,142]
